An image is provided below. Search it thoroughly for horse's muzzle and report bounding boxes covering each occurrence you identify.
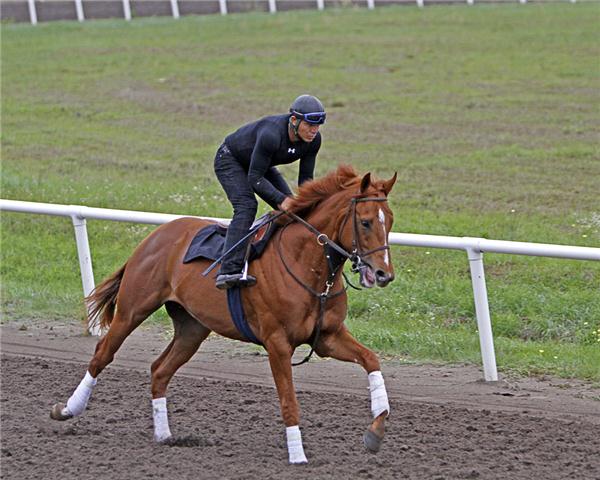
[375,269,394,287]
[359,263,394,288]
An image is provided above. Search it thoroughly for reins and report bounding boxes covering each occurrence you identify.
[202,211,286,277]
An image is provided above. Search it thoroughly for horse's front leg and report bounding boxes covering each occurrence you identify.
[316,325,390,453]
[264,336,308,464]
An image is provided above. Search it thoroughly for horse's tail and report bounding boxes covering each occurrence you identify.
[86,263,127,330]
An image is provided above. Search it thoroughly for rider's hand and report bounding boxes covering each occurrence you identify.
[278,197,294,212]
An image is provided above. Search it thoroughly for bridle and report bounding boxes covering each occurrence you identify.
[283,195,391,279]
[340,196,391,275]
[278,195,391,366]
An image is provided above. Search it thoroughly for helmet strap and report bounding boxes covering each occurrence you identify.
[289,116,301,140]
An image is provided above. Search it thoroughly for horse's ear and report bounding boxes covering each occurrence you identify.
[382,172,397,196]
[359,173,372,193]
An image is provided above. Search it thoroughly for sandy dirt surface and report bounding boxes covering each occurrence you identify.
[1,319,599,479]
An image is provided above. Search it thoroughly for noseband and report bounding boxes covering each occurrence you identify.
[279,195,391,366]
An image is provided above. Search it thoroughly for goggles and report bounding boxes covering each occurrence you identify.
[291,110,326,125]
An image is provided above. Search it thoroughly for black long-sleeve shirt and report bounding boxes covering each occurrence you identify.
[223,114,321,208]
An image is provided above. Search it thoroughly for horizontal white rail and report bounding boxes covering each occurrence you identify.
[389,233,600,261]
[2,199,599,381]
[0,199,229,225]
[4,200,597,260]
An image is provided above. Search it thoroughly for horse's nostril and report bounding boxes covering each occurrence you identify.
[375,270,394,285]
[375,270,387,280]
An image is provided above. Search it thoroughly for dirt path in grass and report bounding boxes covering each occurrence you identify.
[1,319,599,480]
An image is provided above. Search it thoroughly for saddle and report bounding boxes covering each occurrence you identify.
[182,213,279,347]
[183,213,279,264]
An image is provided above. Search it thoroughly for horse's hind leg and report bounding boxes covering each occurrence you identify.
[150,302,211,442]
[50,294,163,421]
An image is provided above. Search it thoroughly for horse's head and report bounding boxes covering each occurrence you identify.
[287,165,397,288]
[339,172,397,288]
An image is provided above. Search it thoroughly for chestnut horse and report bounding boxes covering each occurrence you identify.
[50,165,397,464]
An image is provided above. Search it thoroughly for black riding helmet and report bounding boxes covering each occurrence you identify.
[289,95,326,139]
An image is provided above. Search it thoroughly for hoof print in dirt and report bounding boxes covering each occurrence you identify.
[161,435,203,447]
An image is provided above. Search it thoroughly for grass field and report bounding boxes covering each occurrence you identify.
[1,4,599,380]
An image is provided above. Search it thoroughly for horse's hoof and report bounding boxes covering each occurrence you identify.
[364,411,386,453]
[363,429,383,453]
[50,403,72,421]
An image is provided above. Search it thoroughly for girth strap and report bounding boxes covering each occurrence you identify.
[226,287,262,346]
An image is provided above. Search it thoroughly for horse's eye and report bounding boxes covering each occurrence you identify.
[361,220,371,229]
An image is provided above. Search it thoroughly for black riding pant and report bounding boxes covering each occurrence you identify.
[214,144,291,274]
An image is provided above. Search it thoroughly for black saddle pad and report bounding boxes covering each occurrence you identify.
[183,215,279,264]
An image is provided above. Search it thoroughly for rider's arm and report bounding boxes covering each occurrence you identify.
[247,129,288,209]
[265,167,293,198]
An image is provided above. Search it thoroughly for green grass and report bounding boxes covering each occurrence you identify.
[1,4,599,380]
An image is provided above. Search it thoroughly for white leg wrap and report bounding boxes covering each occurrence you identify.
[152,397,172,442]
[286,425,308,464]
[64,371,97,417]
[368,371,390,418]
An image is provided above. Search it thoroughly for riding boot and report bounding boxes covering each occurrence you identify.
[215,272,257,290]
[216,241,256,289]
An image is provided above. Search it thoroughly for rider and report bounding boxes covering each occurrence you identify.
[214,94,326,290]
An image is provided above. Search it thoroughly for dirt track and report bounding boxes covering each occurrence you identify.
[1,320,599,479]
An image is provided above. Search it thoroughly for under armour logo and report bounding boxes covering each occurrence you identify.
[288,148,295,154]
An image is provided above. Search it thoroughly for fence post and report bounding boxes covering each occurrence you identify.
[27,0,37,24]
[122,0,132,20]
[219,0,228,15]
[316,0,325,10]
[71,214,100,336]
[268,0,277,13]
[367,0,375,9]
[466,245,498,381]
[74,0,85,21]
[170,0,180,19]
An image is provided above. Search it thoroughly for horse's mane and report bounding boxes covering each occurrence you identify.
[287,164,360,216]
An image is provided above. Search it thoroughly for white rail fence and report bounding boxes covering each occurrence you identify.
[19,0,578,25]
[2,199,599,382]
